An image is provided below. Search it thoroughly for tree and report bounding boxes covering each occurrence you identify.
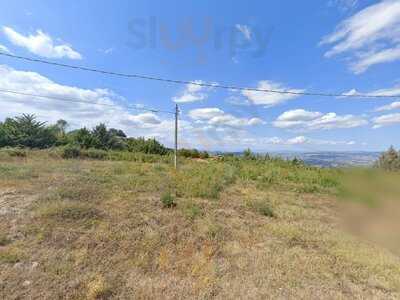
[0,114,57,148]
[69,128,96,149]
[376,146,400,171]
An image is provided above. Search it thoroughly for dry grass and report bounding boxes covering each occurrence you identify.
[0,150,399,299]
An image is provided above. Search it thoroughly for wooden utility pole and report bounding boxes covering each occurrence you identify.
[174,104,179,170]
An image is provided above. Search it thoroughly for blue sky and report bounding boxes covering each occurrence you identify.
[0,0,399,151]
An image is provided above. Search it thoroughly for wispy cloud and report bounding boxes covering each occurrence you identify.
[2,26,82,59]
[0,44,11,54]
[235,24,252,41]
[321,0,400,73]
[273,109,367,131]
[328,0,359,12]
[342,84,400,98]
[375,101,400,112]
[372,113,400,128]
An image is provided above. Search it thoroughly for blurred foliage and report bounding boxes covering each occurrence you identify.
[375,146,400,171]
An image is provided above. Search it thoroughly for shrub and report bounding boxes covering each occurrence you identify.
[61,145,81,159]
[251,200,275,218]
[178,148,209,159]
[1,147,27,157]
[83,148,109,160]
[161,192,176,208]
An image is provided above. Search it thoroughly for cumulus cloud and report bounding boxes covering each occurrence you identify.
[321,0,400,73]
[375,101,400,112]
[172,80,216,103]
[372,113,400,128]
[0,44,11,54]
[273,109,367,131]
[236,24,252,40]
[241,80,304,107]
[2,26,82,59]
[188,107,264,128]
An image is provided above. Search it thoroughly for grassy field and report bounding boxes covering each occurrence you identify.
[0,149,400,299]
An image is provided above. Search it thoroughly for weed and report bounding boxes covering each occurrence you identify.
[251,200,275,218]
[161,192,176,208]
[182,201,202,220]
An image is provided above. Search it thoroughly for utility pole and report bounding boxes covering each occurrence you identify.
[174,104,179,170]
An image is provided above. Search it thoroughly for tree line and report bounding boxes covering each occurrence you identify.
[0,114,208,158]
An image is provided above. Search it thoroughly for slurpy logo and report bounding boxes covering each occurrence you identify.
[127,17,274,64]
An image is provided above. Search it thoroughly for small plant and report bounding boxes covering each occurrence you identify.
[161,192,176,208]
[252,200,275,218]
[183,201,202,220]
[61,145,81,159]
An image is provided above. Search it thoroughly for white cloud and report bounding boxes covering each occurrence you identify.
[125,112,161,127]
[372,113,400,128]
[342,84,400,98]
[375,101,400,112]
[241,80,304,107]
[172,80,215,103]
[236,24,252,40]
[0,65,186,145]
[2,26,82,60]
[0,44,11,54]
[321,0,400,73]
[273,109,367,131]
[351,47,400,74]
[188,107,264,128]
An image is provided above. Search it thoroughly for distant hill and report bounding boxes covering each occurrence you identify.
[271,152,381,168]
[215,151,382,168]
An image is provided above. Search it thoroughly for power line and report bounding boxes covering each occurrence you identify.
[1,52,399,99]
[0,88,175,115]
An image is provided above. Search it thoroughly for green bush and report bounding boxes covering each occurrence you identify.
[83,148,109,160]
[61,145,81,159]
[178,148,209,159]
[161,192,176,208]
[251,200,275,218]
